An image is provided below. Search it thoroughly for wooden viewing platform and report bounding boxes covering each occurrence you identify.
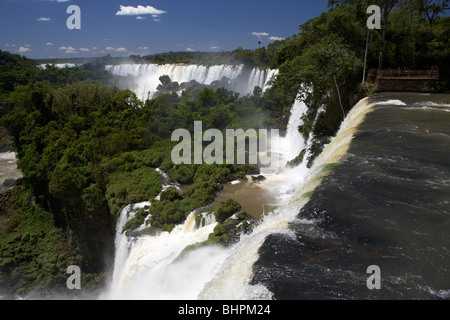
[367,68,439,92]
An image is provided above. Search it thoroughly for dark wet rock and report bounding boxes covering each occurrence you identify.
[2,178,16,188]
[252,175,266,182]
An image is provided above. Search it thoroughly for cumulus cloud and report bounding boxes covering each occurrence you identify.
[105,47,127,53]
[251,32,269,37]
[116,5,167,21]
[5,44,16,47]
[18,47,31,53]
[210,46,219,50]
[46,42,54,46]
[186,48,194,52]
[79,48,90,52]
[136,16,146,20]
[37,17,51,21]
[59,46,77,54]
[269,36,284,41]
[138,46,149,50]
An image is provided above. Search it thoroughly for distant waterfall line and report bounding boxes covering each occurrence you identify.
[105,63,278,100]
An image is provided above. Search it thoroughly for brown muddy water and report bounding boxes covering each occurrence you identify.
[200,176,281,219]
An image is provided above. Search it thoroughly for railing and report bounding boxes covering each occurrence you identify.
[368,68,439,79]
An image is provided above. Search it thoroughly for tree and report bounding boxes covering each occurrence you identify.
[378,0,399,70]
[414,0,450,26]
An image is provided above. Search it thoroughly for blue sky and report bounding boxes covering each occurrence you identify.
[0,0,329,59]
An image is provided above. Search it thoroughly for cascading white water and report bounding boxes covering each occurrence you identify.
[198,97,376,299]
[38,63,78,70]
[105,63,278,100]
[102,96,376,300]
[104,211,230,300]
[101,97,311,300]
[110,202,151,293]
[259,98,311,200]
[275,99,308,165]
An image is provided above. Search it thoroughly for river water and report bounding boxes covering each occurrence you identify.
[252,92,450,299]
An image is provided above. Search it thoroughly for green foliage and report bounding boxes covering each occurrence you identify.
[122,208,148,234]
[159,187,182,202]
[106,167,161,218]
[287,149,307,168]
[214,199,242,224]
[0,185,82,296]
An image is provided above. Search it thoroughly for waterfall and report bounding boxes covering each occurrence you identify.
[101,96,376,300]
[110,202,151,292]
[105,63,278,100]
[104,211,229,300]
[38,63,78,70]
[198,97,375,299]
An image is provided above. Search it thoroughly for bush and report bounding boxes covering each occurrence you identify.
[214,199,241,224]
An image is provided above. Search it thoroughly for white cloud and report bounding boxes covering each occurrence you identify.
[105,47,127,53]
[138,46,148,50]
[37,17,51,21]
[18,47,31,53]
[116,5,167,17]
[5,44,16,47]
[59,46,77,54]
[92,47,98,50]
[79,48,90,52]
[46,42,54,46]
[186,48,194,52]
[210,46,219,50]
[136,16,146,20]
[251,32,270,37]
[269,36,284,41]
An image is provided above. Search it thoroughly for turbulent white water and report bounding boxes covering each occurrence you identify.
[38,63,79,70]
[102,96,376,300]
[105,63,278,100]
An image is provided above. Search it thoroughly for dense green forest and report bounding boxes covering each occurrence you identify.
[0,0,449,297]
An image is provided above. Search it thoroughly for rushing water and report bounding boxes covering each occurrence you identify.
[105,64,278,100]
[252,93,450,299]
[101,96,309,299]
[102,92,450,300]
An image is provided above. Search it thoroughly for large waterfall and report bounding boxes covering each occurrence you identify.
[100,94,372,300]
[100,91,450,300]
[105,64,278,100]
[100,96,310,299]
